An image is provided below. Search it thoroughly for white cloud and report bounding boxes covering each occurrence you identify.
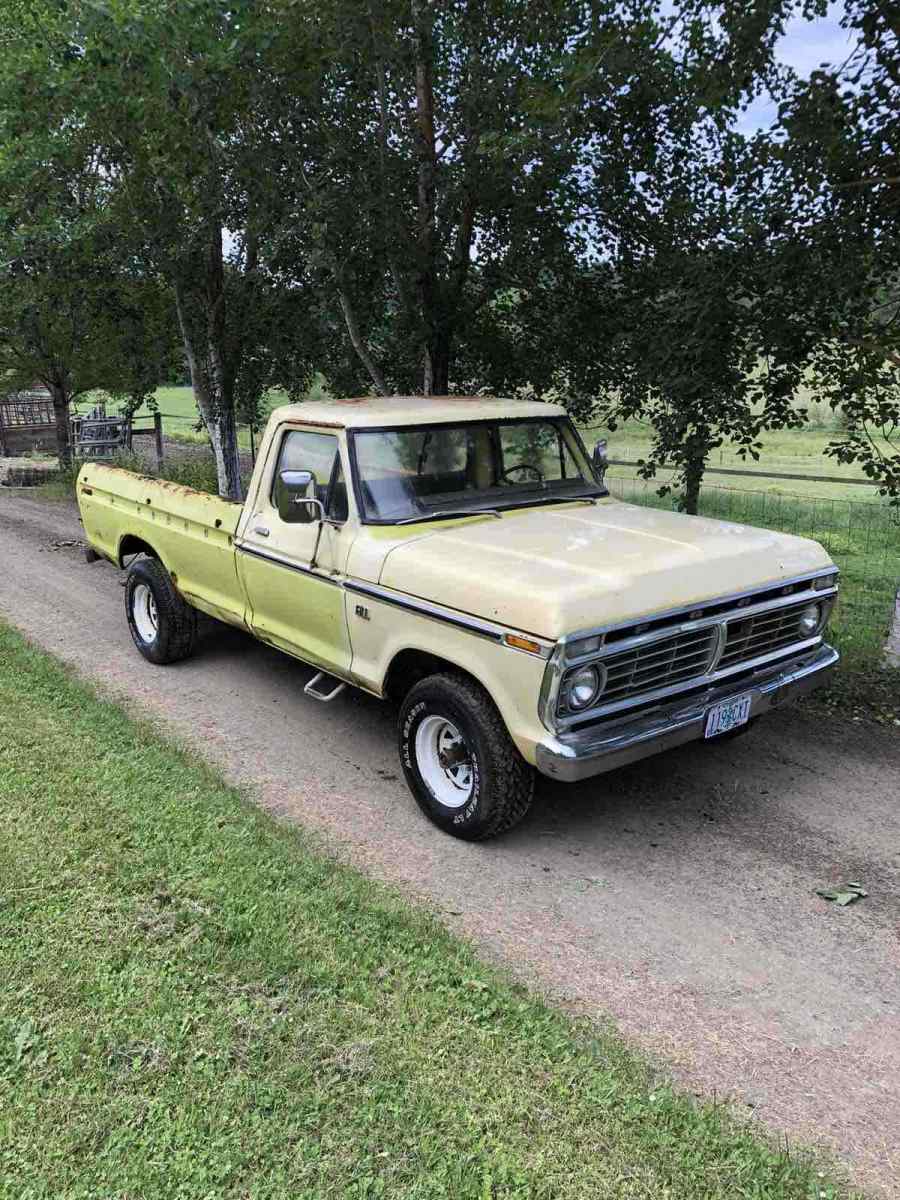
[737,2,851,133]
[775,4,852,77]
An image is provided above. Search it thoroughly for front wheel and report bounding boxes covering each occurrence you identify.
[398,673,535,840]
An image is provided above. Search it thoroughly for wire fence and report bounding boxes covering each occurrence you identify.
[608,474,900,665]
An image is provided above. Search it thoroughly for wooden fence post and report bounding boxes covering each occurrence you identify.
[154,411,164,467]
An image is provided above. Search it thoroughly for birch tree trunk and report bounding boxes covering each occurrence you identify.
[174,260,243,501]
[412,0,439,394]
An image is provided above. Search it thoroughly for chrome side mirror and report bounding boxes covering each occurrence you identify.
[277,468,322,524]
[592,438,608,485]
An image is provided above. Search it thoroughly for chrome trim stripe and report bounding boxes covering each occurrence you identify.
[236,542,342,586]
[559,567,839,647]
[345,580,503,643]
[345,580,552,656]
[237,542,550,655]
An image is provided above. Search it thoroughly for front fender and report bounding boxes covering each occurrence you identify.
[345,588,549,765]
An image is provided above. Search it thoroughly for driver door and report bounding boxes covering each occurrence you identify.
[237,426,352,673]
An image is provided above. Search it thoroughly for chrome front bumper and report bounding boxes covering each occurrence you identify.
[535,644,839,784]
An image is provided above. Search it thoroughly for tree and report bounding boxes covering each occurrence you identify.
[774,0,900,499]
[566,0,860,512]
[2,0,321,497]
[263,0,674,400]
[0,243,177,466]
[0,79,178,467]
[595,123,818,513]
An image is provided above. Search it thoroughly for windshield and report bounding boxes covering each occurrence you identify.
[352,417,603,523]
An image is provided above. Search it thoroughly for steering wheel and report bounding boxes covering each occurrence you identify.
[500,462,545,485]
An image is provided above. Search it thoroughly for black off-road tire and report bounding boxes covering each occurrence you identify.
[125,556,198,665]
[398,672,535,841]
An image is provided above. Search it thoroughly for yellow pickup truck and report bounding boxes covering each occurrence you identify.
[77,395,839,839]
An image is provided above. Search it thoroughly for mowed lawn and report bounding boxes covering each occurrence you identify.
[0,623,853,1200]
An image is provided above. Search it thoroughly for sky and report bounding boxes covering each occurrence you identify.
[738,2,853,133]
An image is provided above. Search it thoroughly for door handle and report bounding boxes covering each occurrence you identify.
[253,525,270,537]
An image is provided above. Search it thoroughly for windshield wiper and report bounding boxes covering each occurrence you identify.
[396,508,502,525]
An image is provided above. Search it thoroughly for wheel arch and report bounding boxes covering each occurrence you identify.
[118,534,163,569]
[383,647,491,706]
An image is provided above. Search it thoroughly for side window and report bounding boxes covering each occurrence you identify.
[271,430,346,524]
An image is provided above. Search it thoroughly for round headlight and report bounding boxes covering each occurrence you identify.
[797,602,822,637]
[565,664,602,711]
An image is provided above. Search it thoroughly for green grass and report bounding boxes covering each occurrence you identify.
[583,421,882,504]
[608,476,899,670]
[78,380,332,450]
[0,622,853,1200]
[32,452,225,503]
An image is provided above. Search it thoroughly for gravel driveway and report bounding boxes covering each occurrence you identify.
[1,489,898,1195]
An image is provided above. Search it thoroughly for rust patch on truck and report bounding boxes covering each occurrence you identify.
[154,478,211,499]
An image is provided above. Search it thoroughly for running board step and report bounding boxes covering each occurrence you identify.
[304,672,346,703]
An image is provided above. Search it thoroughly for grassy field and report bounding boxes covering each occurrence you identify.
[78,385,883,502]
[583,421,883,505]
[83,385,323,451]
[0,621,853,1200]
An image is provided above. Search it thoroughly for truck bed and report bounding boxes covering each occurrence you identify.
[77,464,248,627]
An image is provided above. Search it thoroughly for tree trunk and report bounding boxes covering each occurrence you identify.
[412,0,438,395]
[48,382,72,469]
[175,278,243,501]
[426,328,451,395]
[338,286,389,395]
[214,402,242,500]
[681,452,705,515]
[186,358,243,501]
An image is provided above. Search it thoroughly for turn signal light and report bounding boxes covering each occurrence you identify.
[504,633,542,655]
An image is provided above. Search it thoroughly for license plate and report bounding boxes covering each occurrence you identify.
[704,693,752,738]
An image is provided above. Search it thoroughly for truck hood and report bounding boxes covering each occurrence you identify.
[378,499,833,639]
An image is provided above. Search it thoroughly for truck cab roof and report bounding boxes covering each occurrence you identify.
[267,395,566,430]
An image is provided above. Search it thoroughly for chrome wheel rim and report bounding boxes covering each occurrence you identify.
[132,583,158,644]
[415,715,474,808]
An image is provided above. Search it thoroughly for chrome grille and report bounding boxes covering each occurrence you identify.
[548,572,836,729]
[591,627,717,707]
[721,599,814,668]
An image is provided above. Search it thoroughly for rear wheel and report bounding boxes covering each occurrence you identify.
[125,556,197,665]
[399,672,535,840]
